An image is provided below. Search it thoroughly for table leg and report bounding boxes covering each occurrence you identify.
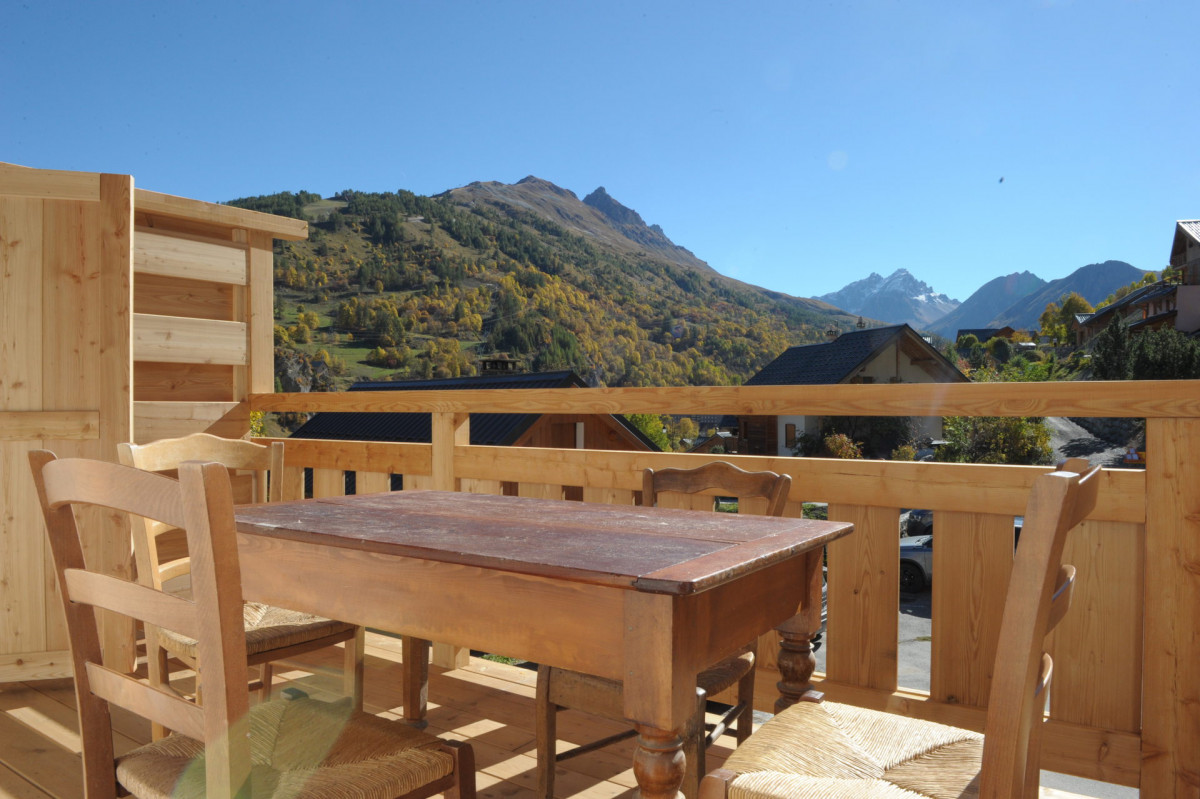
[775,549,824,713]
[774,622,819,713]
[633,724,685,799]
[401,636,430,728]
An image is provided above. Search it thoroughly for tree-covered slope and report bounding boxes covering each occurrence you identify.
[230,180,860,389]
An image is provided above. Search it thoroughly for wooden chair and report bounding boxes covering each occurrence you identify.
[536,461,792,799]
[117,433,365,738]
[700,458,1101,799]
[29,451,475,799]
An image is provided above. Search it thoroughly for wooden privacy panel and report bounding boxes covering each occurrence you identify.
[0,168,133,679]
[930,511,1014,707]
[1,163,305,684]
[131,200,302,441]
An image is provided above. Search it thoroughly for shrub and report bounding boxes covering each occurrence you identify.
[824,432,863,459]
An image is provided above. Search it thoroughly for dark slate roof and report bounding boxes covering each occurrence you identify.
[956,327,1011,342]
[1083,282,1177,327]
[745,324,945,386]
[290,370,654,448]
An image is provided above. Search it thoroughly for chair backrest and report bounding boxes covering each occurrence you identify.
[979,457,1101,799]
[642,461,792,517]
[117,433,284,591]
[29,451,252,799]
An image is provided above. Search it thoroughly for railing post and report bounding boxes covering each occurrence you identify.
[431,411,469,492]
[1141,417,1200,798]
[431,411,471,668]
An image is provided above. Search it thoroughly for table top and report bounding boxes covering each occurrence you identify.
[235,490,852,595]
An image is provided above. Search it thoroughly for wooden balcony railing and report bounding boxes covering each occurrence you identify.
[250,380,1200,798]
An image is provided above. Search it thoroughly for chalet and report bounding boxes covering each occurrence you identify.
[1075,220,1200,344]
[736,324,968,456]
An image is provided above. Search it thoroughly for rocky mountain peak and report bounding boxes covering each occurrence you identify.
[582,186,646,229]
[818,269,959,329]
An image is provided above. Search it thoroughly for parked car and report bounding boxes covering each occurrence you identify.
[900,534,933,592]
[899,517,1025,593]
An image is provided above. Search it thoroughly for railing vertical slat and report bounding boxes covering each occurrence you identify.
[930,512,1013,707]
[1048,519,1143,734]
[312,467,345,498]
[356,471,391,495]
[826,504,900,691]
[517,482,565,500]
[581,486,634,506]
[460,477,504,495]
[280,465,304,501]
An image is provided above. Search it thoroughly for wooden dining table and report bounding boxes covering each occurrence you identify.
[234,489,853,799]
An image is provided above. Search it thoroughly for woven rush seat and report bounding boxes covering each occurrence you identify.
[117,697,455,799]
[157,603,357,661]
[717,699,983,799]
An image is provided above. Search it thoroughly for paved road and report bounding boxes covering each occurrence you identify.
[813,587,1135,799]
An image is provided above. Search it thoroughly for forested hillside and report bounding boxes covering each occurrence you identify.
[230,183,859,389]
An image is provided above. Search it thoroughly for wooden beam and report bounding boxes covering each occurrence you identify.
[133,313,247,365]
[248,380,1200,419]
[135,189,308,240]
[134,229,247,285]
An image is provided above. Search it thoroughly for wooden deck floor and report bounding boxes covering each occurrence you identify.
[0,632,1099,798]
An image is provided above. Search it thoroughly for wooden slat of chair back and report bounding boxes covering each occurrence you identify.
[118,433,283,590]
[979,458,1100,799]
[642,461,792,517]
[29,451,252,799]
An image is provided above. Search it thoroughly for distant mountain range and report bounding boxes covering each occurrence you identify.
[818,262,1146,338]
[817,270,960,329]
[234,174,1150,392]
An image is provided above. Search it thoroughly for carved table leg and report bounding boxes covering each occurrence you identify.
[633,725,685,799]
[402,636,430,728]
[774,623,819,713]
[775,548,824,713]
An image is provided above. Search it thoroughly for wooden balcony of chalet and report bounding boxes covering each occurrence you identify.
[6,378,1200,797]
[3,166,1198,797]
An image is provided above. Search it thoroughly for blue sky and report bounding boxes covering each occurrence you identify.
[4,0,1196,302]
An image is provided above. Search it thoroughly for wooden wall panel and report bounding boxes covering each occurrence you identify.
[134,273,233,320]
[1049,519,1143,734]
[0,197,42,411]
[1,193,53,677]
[930,512,1013,707]
[826,504,900,691]
[134,363,235,402]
